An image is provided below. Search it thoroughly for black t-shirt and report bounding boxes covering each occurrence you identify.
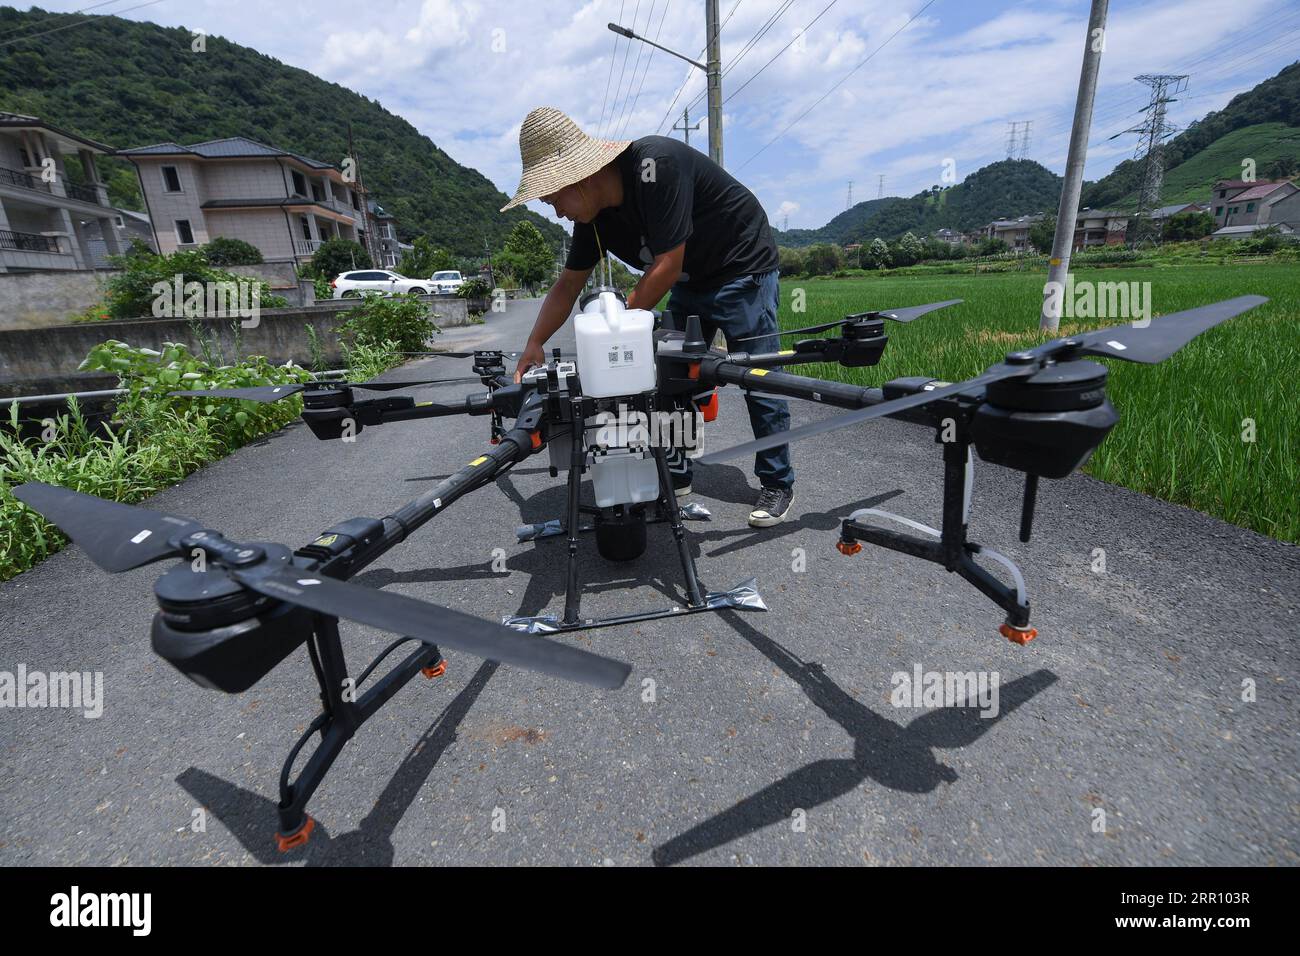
[565,136,778,290]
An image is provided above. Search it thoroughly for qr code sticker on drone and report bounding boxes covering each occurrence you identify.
[606,345,635,367]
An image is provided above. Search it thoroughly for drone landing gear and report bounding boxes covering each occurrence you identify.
[836,435,1035,642]
[504,444,765,634]
[275,617,445,851]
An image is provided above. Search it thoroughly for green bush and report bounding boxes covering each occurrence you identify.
[308,237,372,279]
[335,293,439,353]
[804,243,844,276]
[201,236,264,265]
[84,249,280,320]
[778,246,805,277]
[457,276,491,299]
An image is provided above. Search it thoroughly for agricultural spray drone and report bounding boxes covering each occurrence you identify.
[12,287,1266,849]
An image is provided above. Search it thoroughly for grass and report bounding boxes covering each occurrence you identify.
[773,262,1300,542]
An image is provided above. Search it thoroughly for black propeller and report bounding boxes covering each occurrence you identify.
[11,483,631,690]
[734,298,963,343]
[700,295,1267,465]
[170,376,482,404]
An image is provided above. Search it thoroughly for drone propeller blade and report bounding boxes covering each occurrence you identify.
[170,383,307,403]
[734,298,963,343]
[234,567,631,690]
[696,365,1030,465]
[877,298,963,323]
[350,376,483,390]
[1061,295,1268,365]
[11,482,198,573]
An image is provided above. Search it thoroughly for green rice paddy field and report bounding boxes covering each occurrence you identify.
[770,262,1300,542]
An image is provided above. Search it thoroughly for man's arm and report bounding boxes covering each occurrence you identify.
[514,265,593,381]
[625,243,685,312]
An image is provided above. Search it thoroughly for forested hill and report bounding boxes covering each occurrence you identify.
[0,6,567,256]
[1082,60,1300,209]
[776,160,1063,246]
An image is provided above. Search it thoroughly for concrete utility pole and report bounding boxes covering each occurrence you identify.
[705,0,724,167]
[672,105,701,148]
[1040,0,1109,332]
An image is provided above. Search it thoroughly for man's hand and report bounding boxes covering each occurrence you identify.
[513,341,546,383]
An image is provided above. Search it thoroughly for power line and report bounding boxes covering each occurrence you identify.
[617,0,671,138]
[0,0,128,39]
[654,0,742,134]
[602,0,640,138]
[723,0,839,107]
[613,0,655,138]
[737,0,939,171]
[0,0,165,48]
[596,0,627,136]
[684,0,795,115]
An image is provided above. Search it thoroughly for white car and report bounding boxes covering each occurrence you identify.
[430,270,464,295]
[331,270,429,298]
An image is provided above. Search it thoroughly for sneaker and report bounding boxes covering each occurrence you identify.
[671,473,692,498]
[748,486,794,528]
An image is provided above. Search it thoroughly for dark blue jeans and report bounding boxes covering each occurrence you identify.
[665,269,794,490]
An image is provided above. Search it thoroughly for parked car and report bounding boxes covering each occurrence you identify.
[430,270,465,294]
[330,270,429,298]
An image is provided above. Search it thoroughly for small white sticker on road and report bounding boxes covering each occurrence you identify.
[131,530,152,544]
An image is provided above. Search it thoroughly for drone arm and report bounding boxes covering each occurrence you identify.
[704,360,884,410]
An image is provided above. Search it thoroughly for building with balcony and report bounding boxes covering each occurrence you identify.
[117,136,368,265]
[0,113,123,273]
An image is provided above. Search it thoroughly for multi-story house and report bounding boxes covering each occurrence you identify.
[368,199,411,269]
[118,136,368,264]
[0,112,124,272]
[1211,180,1298,236]
[1072,208,1129,249]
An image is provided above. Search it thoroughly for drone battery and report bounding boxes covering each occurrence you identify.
[301,405,358,441]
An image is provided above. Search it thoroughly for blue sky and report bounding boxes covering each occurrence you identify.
[45,0,1300,232]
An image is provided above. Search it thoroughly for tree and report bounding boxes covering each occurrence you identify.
[1028,216,1056,254]
[1163,211,1216,241]
[201,236,263,266]
[862,237,891,270]
[803,243,843,276]
[308,238,371,278]
[1262,156,1297,181]
[398,236,456,278]
[778,246,805,277]
[501,220,554,288]
[891,231,924,266]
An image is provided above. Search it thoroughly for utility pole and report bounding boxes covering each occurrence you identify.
[705,0,724,167]
[672,106,701,148]
[608,14,722,164]
[1040,0,1109,332]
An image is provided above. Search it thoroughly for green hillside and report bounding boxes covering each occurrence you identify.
[1083,61,1300,210]
[779,159,1063,246]
[0,6,567,256]
[774,197,900,247]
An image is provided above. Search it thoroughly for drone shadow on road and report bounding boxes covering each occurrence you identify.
[354,463,906,622]
[651,612,1059,866]
[176,660,499,866]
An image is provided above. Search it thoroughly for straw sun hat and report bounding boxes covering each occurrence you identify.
[500,107,632,212]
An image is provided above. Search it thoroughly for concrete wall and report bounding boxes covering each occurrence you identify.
[0,269,117,328]
[0,295,471,388]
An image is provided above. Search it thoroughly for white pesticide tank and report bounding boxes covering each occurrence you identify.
[589,446,660,508]
[574,290,656,399]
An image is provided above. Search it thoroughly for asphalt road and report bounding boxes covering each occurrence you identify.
[2,298,1296,866]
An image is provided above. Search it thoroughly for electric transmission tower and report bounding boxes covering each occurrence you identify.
[1110,74,1189,243]
[1006,121,1020,158]
[877,174,885,199]
[846,180,853,210]
[1019,121,1032,159]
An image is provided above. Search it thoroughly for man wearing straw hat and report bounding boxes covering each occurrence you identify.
[502,106,794,528]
